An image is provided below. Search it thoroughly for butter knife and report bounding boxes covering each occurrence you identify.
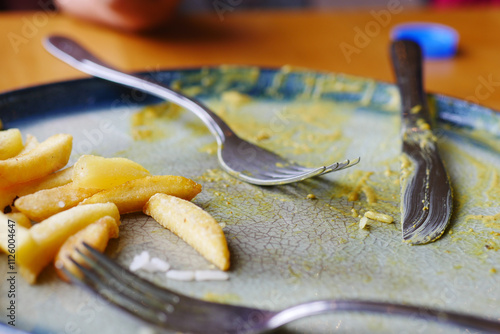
[390,40,453,245]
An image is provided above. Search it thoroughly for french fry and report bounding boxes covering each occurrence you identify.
[0,226,29,255]
[0,212,29,254]
[72,155,150,189]
[0,129,23,160]
[55,215,119,282]
[0,166,73,212]
[18,134,39,155]
[2,227,31,283]
[15,234,41,284]
[80,175,202,214]
[14,183,102,222]
[0,134,72,188]
[0,211,30,283]
[6,212,32,229]
[144,193,230,271]
[16,203,120,284]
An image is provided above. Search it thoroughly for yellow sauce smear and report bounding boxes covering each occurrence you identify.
[203,292,241,304]
[130,102,183,141]
[464,213,500,252]
[346,171,375,203]
[466,213,500,231]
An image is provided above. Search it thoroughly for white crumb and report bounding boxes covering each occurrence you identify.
[359,216,369,230]
[195,270,229,281]
[137,327,158,334]
[141,257,171,273]
[129,251,150,272]
[166,270,195,281]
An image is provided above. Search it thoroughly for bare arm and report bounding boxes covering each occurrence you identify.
[55,0,180,32]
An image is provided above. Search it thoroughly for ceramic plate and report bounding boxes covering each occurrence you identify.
[1,66,499,334]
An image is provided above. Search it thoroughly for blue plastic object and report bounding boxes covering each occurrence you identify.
[391,23,459,59]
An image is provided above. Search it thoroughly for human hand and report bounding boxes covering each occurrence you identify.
[55,0,180,32]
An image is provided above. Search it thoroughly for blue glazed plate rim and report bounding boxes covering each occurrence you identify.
[0,66,499,137]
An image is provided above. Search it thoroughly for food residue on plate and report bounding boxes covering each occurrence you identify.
[130,102,183,141]
[359,210,394,230]
[221,91,251,108]
[129,250,229,281]
[364,210,394,224]
[344,171,377,204]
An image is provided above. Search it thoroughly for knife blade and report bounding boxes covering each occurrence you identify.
[390,40,453,245]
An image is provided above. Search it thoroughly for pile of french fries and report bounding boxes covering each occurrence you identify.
[0,128,230,284]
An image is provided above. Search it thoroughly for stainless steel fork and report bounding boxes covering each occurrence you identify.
[43,35,359,186]
[64,244,500,334]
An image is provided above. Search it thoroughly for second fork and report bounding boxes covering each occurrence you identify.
[44,35,359,186]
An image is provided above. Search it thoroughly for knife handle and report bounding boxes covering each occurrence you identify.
[390,40,431,126]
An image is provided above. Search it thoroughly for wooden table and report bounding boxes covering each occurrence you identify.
[1,7,500,110]
[2,8,500,334]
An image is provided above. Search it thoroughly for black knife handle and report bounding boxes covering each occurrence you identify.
[390,40,431,126]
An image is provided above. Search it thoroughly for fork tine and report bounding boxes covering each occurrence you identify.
[80,243,183,304]
[254,166,325,178]
[272,164,312,173]
[76,245,232,319]
[72,247,183,311]
[337,157,361,170]
[320,157,360,175]
[253,157,360,180]
[234,156,360,185]
[72,244,269,334]
[64,257,173,329]
[65,260,220,332]
[237,168,327,185]
[273,165,322,175]
[78,245,222,314]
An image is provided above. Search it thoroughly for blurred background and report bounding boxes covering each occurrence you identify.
[1,0,496,12]
[2,0,500,109]
[1,0,495,33]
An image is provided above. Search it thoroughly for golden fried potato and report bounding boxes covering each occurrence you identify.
[72,155,150,189]
[144,193,229,271]
[0,212,30,286]
[55,215,119,282]
[14,183,102,222]
[18,134,39,155]
[0,212,29,254]
[6,212,32,229]
[13,234,38,283]
[16,203,120,284]
[0,134,72,188]
[0,167,73,212]
[0,129,23,160]
[80,175,202,214]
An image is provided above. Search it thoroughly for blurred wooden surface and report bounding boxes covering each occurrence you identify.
[1,7,500,110]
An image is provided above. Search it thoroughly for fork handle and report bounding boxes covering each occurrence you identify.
[268,299,500,333]
[44,35,232,145]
